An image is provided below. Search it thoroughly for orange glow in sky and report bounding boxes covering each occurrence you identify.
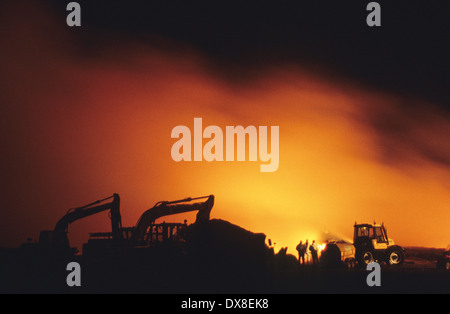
[0,3,449,254]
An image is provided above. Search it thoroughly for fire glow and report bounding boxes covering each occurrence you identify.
[0,2,449,254]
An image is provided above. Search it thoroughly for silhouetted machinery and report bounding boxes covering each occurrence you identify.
[82,194,215,257]
[320,222,405,268]
[353,222,404,266]
[320,241,356,268]
[19,194,123,257]
[131,194,214,243]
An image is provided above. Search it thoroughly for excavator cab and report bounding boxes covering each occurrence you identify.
[38,230,54,248]
[37,230,78,256]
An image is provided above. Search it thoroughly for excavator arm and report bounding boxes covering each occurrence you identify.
[51,193,123,250]
[131,195,214,242]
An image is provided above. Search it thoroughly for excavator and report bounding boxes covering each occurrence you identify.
[131,194,214,243]
[20,194,124,257]
[83,194,214,256]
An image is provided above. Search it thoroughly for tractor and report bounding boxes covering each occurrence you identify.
[353,222,405,267]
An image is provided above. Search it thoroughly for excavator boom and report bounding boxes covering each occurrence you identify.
[50,193,123,250]
[131,194,214,242]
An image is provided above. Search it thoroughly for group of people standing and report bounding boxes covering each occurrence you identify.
[296,239,319,265]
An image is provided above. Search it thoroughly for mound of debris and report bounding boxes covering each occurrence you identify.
[183,219,272,265]
[180,219,274,291]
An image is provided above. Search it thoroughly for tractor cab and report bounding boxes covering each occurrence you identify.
[354,223,391,250]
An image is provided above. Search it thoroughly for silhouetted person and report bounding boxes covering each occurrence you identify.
[310,240,319,265]
[304,239,309,264]
[296,240,306,265]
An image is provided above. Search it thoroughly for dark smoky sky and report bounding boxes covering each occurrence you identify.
[1,0,449,173]
[45,0,449,107]
[45,0,450,168]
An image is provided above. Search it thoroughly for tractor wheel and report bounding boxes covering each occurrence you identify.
[358,249,375,266]
[386,246,404,266]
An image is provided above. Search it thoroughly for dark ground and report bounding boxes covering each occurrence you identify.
[0,220,448,294]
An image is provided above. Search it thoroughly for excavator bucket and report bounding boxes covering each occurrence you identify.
[195,195,214,222]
